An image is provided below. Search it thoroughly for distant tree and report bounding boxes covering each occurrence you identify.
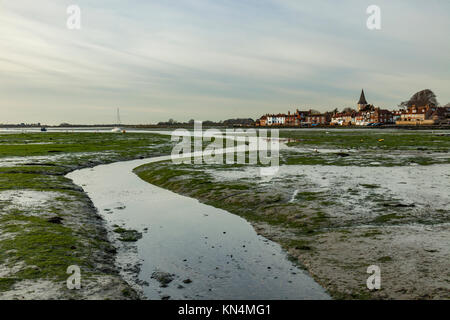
[399,89,439,108]
[168,118,175,124]
[223,118,255,126]
[342,107,355,113]
[331,108,339,115]
[309,109,321,115]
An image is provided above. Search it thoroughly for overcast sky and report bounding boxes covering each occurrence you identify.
[1,0,449,124]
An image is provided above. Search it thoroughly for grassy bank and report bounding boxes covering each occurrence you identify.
[0,132,172,299]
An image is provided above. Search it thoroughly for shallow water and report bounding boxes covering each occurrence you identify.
[67,157,330,300]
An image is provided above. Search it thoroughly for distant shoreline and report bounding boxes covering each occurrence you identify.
[1,124,450,130]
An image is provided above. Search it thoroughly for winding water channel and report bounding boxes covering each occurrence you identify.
[67,154,330,300]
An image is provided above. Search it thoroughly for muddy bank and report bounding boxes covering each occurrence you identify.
[0,186,139,300]
[253,222,450,299]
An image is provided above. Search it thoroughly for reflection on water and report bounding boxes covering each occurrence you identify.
[68,157,330,300]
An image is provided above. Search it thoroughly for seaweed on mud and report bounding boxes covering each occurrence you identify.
[113,226,143,242]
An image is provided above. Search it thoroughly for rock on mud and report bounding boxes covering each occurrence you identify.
[151,271,174,286]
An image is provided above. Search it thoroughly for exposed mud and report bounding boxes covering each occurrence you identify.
[253,221,450,299]
[134,160,450,299]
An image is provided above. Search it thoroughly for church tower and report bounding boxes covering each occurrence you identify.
[357,89,368,111]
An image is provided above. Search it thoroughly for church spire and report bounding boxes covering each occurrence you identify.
[358,89,368,105]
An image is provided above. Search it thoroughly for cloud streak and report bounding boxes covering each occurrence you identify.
[0,0,449,124]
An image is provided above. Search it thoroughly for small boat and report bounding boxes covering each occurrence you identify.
[111,127,126,133]
[40,127,47,132]
[111,108,126,133]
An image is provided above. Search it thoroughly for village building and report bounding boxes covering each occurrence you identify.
[294,110,310,123]
[331,112,354,126]
[376,109,394,124]
[256,115,267,126]
[445,106,450,119]
[392,109,404,123]
[257,109,321,126]
[353,105,393,126]
[354,104,376,126]
[264,113,286,126]
[396,104,446,125]
[285,111,299,126]
[256,89,446,127]
[305,112,331,125]
[332,90,393,126]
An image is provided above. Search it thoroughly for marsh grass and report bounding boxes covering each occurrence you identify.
[0,132,172,294]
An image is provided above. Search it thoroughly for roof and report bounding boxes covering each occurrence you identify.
[358,89,368,105]
[332,112,354,118]
[265,113,288,117]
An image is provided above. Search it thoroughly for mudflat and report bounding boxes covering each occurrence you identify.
[134,130,450,299]
[0,132,172,299]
